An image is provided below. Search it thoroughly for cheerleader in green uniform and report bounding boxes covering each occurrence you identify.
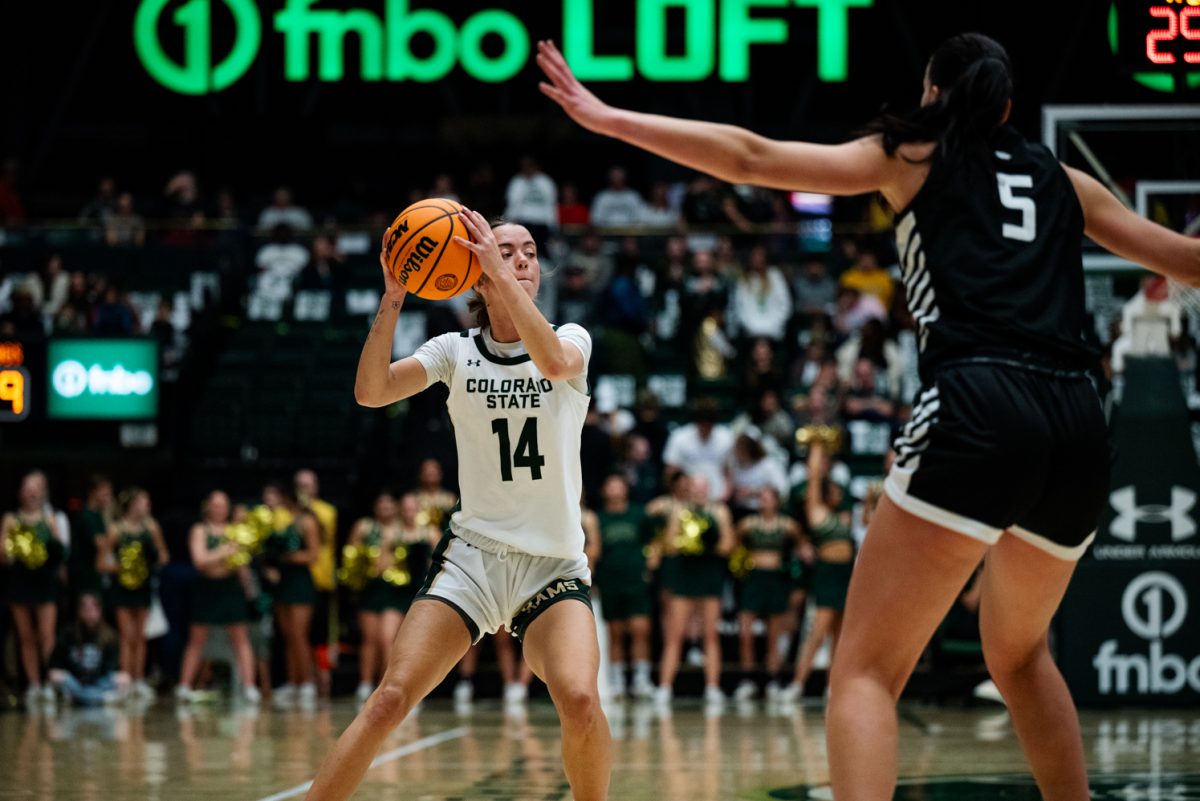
[595,475,654,700]
[71,474,112,605]
[655,476,733,706]
[377,494,439,646]
[177,491,259,703]
[643,472,691,651]
[348,491,401,702]
[263,484,320,705]
[414,459,457,530]
[780,444,856,702]
[97,488,168,701]
[733,486,802,702]
[1,472,64,708]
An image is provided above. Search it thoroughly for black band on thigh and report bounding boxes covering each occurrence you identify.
[416,529,456,597]
[509,577,592,641]
[412,595,480,643]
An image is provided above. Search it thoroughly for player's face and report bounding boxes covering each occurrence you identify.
[492,224,540,299]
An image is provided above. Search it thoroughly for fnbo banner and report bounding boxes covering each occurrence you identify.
[133,0,874,95]
[47,340,159,420]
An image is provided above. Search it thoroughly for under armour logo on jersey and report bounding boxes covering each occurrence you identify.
[467,359,481,367]
[1109,486,1197,542]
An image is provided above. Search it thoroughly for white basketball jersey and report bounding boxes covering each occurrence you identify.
[413,324,591,559]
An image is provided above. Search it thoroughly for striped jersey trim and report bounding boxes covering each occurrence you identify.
[894,384,940,469]
[895,210,941,353]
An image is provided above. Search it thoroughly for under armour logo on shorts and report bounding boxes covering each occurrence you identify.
[1109,486,1197,542]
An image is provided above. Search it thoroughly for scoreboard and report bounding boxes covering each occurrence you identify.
[0,343,29,422]
[1110,0,1200,92]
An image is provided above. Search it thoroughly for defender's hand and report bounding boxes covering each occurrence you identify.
[536,40,619,136]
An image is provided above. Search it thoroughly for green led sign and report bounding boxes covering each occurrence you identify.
[47,340,159,420]
[134,0,872,94]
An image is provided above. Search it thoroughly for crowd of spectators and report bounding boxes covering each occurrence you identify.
[0,255,176,345]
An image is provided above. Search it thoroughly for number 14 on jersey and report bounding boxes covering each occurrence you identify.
[491,417,545,481]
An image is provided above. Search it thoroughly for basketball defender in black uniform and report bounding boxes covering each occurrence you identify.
[538,33,1200,801]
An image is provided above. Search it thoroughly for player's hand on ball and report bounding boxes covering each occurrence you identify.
[379,239,407,303]
[454,208,506,281]
[536,40,616,135]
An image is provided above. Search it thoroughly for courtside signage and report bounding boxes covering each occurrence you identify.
[47,340,159,420]
[134,0,873,94]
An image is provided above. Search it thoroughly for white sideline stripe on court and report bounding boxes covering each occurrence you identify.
[254,726,470,801]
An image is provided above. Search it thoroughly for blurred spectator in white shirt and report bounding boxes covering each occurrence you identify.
[27,254,69,317]
[504,156,558,237]
[834,286,888,336]
[255,224,309,300]
[733,244,791,341]
[590,166,648,229]
[641,182,681,229]
[728,432,789,515]
[258,187,314,231]
[663,398,735,502]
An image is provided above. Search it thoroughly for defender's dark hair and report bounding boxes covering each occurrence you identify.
[865,33,1013,160]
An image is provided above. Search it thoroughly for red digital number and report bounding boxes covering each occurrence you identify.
[1147,6,1178,65]
[1183,7,1200,64]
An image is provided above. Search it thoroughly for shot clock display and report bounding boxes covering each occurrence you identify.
[0,342,29,422]
[1110,0,1200,92]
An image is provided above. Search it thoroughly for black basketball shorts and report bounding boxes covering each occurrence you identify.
[885,358,1111,560]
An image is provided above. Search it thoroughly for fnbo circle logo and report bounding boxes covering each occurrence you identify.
[134,0,262,95]
[133,0,874,94]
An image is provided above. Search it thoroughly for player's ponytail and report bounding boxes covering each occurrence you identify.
[865,33,1012,160]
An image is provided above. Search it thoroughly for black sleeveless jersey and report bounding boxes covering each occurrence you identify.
[895,126,1097,380]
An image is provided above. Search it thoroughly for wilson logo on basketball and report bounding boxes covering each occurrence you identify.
[397,236,438,284]
[434,274,458,292]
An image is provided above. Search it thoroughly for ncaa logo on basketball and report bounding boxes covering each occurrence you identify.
[1093,572,1200,696]
[434,275,458,292]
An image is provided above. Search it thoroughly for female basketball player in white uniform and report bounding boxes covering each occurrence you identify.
[538,33,1200,801]
[305,208,609,801]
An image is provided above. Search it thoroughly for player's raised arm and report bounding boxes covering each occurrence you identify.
[1065,166,1200,288]
[353,244,431,407]
[535,40,891,197]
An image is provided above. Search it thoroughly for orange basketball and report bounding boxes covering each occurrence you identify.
[382,197,478,300]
